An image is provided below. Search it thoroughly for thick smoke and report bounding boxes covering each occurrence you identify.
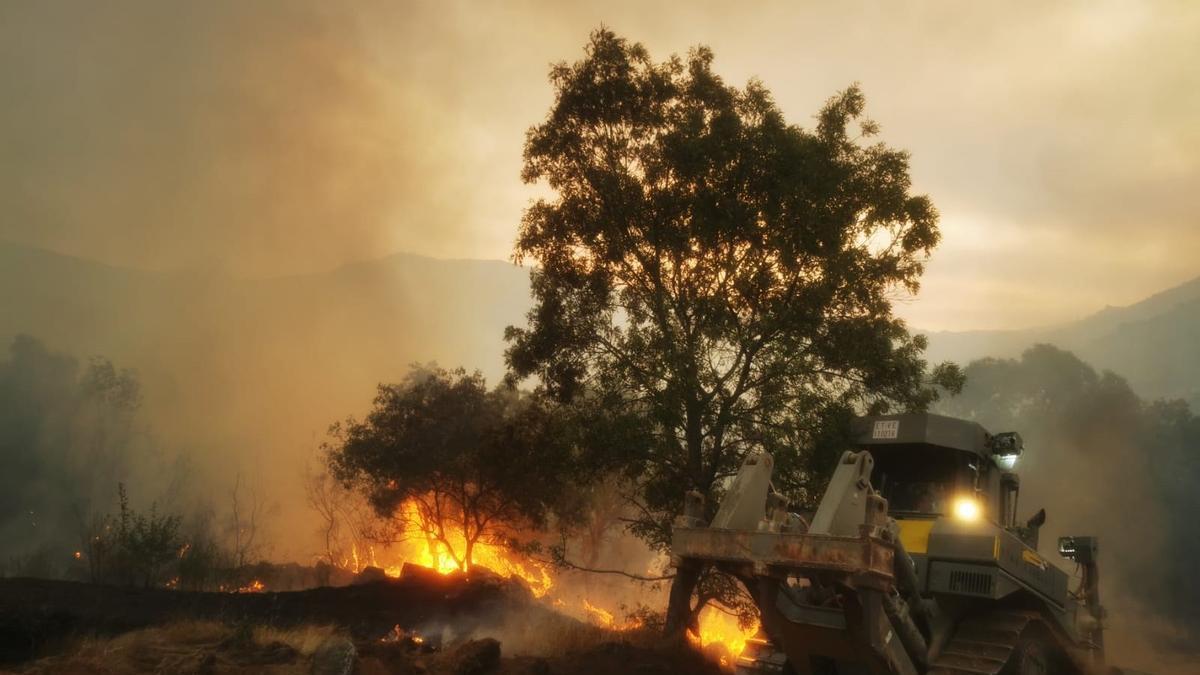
[937,343,1200,672]
[0,336,176,575]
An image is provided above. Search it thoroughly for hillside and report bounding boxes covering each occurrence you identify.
[923,275,1200,409]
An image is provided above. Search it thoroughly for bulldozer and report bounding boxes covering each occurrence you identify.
[670,413,1111,675]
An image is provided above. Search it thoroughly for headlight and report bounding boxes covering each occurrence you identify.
[995,453,1019,470]
[952,496,982,522]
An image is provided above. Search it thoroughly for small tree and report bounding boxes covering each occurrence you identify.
[303,464,375,569]
[228,472,265,568]
[86,484,182,588]
[327,366,583,571]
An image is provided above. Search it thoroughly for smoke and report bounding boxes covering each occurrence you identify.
[937,344,1200,673]
[3,2,1199,326]
[0,0,419,276]
[0,335,182,574]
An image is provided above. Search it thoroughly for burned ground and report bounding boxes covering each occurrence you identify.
[0,569,722,675]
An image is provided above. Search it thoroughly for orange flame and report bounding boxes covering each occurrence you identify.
[344,499,553,597]
[581,599,644,631]
[583,598,615,626]
[687,605,759,669]
[235,579,265,593]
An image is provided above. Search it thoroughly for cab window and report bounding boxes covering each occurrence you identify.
[870,446,967,516]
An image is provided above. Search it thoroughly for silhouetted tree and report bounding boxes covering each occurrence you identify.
[327,366,585,571]
[228,472,265,568]
[303,464,375,570]
[506,29,961,634]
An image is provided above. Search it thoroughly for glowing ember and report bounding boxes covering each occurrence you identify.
[687,604,759,668]
[234,579,265,593]
[72,550,82,560]
[380,624,432,649]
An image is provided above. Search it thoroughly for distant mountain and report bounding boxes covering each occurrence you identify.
[923,275,1200,409]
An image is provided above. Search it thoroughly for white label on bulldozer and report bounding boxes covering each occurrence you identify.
[872,420,899,439]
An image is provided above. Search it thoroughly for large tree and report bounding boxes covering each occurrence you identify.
[505,30,961,633]
[327,366,584,572]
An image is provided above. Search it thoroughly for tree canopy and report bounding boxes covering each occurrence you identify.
[326,366,584,571]
[505,29,961,631]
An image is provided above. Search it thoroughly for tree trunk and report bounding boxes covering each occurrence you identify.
[663,558,702,637]
[666,403,708,637]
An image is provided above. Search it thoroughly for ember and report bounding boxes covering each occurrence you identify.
[379,623,434,650]
[234,579,265,593]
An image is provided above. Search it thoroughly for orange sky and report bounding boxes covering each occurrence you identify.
[2,0,1197,330]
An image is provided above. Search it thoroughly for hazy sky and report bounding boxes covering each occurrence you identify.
[2,0,1197,330]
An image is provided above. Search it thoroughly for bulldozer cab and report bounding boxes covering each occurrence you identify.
[851,413,1022,528]
[871,445,971,517]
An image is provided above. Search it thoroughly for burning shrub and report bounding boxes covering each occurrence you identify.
[326,366,585,579]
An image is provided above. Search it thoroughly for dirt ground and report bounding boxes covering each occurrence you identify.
[2,619,722,675]
[0,573,723,675]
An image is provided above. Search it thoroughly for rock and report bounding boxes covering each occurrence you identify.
[445,638,501,675]
[311,636,357,675]
[352,565,390,585]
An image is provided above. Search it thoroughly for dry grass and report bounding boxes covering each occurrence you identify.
[6,611,692,675]
[12,620,342,675]
[251,623,339,657]
[449,606,665,659]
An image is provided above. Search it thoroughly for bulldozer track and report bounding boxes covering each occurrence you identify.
[928,610,1042,675]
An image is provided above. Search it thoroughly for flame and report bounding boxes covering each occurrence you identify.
[73,550,82,560]
[339,499,553,597]
[234,579,265,593]
[580,599,644,631]
[687,604,759,669]
[583,599,615,626]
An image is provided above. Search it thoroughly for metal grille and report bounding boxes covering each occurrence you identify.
[948,570,993,596]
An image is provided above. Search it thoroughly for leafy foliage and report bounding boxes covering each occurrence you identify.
[327,366,586,570]
[505,29,960,628]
